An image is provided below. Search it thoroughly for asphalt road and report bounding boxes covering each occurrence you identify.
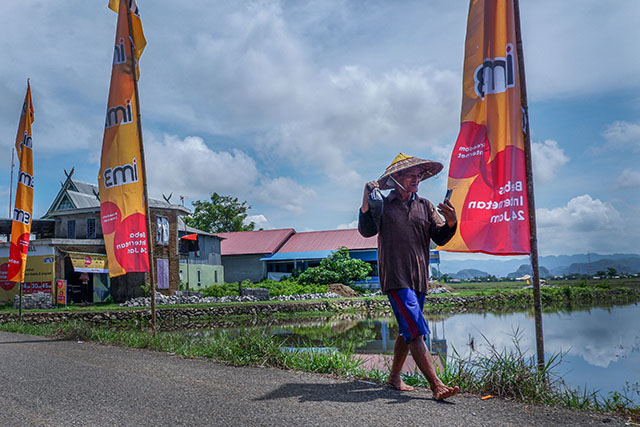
[0,330,626,426]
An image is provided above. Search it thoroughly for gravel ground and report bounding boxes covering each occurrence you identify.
[0,330,627,427]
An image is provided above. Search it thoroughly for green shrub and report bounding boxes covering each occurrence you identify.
[297,248,372,286]
[202,282,241,297]
[257,278,327,297]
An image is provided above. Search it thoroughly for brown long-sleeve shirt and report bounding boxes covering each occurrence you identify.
[358,191,456,295]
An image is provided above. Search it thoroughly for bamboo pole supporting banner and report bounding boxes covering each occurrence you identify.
[124,1,156,332]
[19,282,22,322]
[513,0,545,370]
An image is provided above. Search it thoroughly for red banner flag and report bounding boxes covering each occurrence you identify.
[8,82,35,283]
[98,0,149,277]
[440,0,531,255]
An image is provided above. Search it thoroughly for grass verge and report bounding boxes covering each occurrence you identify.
[0,320,638,420]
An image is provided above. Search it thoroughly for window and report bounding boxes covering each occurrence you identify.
[214,270,218,283]
[67,220,76,239]
[156,216,169,246]
[87,218,96,239]
[197,270,201,287]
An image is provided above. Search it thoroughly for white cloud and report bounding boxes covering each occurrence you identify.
[337,220,358,230]
[614,168,640,190]
[536,195,630,254]
[522,1,640,98]
[602,121,640,152]
[537,195,620,230]
[244,214,269,229]
[252,177,316,214]
[259,65,459,188]
[145,134,259,201]
[532,139,569,183]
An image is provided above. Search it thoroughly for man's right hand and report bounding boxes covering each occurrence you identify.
[361,181,380,213]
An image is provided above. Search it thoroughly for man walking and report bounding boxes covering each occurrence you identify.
[358,153,460,400]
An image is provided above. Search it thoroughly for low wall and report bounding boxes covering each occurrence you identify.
[1,288,637,328]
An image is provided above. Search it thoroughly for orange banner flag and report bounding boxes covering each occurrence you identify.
[8,82,35,282]
[440,0,531,255]
[98,0,149,277]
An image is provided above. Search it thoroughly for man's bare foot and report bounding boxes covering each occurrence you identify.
[431,384,460,400]
[386,377,415,391]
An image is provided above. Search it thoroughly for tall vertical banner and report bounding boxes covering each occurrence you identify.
[8,83,35,283]
[440,0,531,255]
[98,0,149,277]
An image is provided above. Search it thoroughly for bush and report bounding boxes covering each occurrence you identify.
[201,279,328,298]
[202,282,241,298]
[297,248,372,286]
[258,279,328,297]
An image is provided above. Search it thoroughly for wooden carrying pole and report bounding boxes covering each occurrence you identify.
[125,3,156,332]
[514,0,545,370]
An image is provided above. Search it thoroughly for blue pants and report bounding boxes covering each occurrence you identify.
[387,288,430,344]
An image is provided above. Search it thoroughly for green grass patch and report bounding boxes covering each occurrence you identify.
[1,319,638,419]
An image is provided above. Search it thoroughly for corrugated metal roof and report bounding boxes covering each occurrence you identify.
[277,229,377,253]
[48,178,190,214]
[262,249,377,262]
[68,190,100,209]
[71,180,99,196]
[176,217,220,238]
[219,228,295,255]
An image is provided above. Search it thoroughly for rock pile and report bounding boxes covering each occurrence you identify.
[240,287,270,301]
[120,292,260,307]
[120,291,344,307]
[328,284,360,297]
[270,292,341,301]
[429,287,451,294]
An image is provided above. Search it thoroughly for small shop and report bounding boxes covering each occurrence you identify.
[63,252,111,304]
[0,244,55,304]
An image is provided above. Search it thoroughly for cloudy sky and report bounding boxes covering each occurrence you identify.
[1,0,639,258]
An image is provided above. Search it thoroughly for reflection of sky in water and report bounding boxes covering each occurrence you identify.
[213,303,640,402]
[428,303,640,401]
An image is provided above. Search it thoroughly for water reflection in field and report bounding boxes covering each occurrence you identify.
[203,302,640,402]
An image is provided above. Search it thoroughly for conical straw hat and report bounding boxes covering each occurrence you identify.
[377,153,443,190]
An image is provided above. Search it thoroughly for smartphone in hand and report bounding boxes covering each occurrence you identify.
[444,189,453,201]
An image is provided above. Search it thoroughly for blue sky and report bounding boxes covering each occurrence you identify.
[1,0,639,258]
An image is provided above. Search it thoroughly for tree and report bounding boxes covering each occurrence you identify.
[607,267,617,277]
[297,248,372,286]
[185,193,255,233]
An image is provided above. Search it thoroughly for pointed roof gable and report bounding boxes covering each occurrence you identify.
[45,168,190,217]
[218,229,295,255]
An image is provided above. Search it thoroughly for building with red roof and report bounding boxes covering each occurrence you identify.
[217,228,295,282]
[219,228,379,285]
[264,229,377,277]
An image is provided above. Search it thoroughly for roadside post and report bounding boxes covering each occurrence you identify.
[56,279,67,307]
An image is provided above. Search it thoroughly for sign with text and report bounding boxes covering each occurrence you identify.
[0,250,55,302]
[57,279,67,305]
[440,0,531,255]
[98,0,149,277]
[8,82,35,282]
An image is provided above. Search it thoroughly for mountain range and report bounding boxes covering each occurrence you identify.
[437,253,640,278]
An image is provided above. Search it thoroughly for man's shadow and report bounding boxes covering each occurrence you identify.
[256,380,453,405]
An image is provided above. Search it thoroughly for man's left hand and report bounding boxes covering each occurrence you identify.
[437,199,457,228]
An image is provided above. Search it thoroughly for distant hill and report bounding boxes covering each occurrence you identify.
[452,269,491,280]
[439,253,640,277]
[506,264,552,279]
[558,258,640,275]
